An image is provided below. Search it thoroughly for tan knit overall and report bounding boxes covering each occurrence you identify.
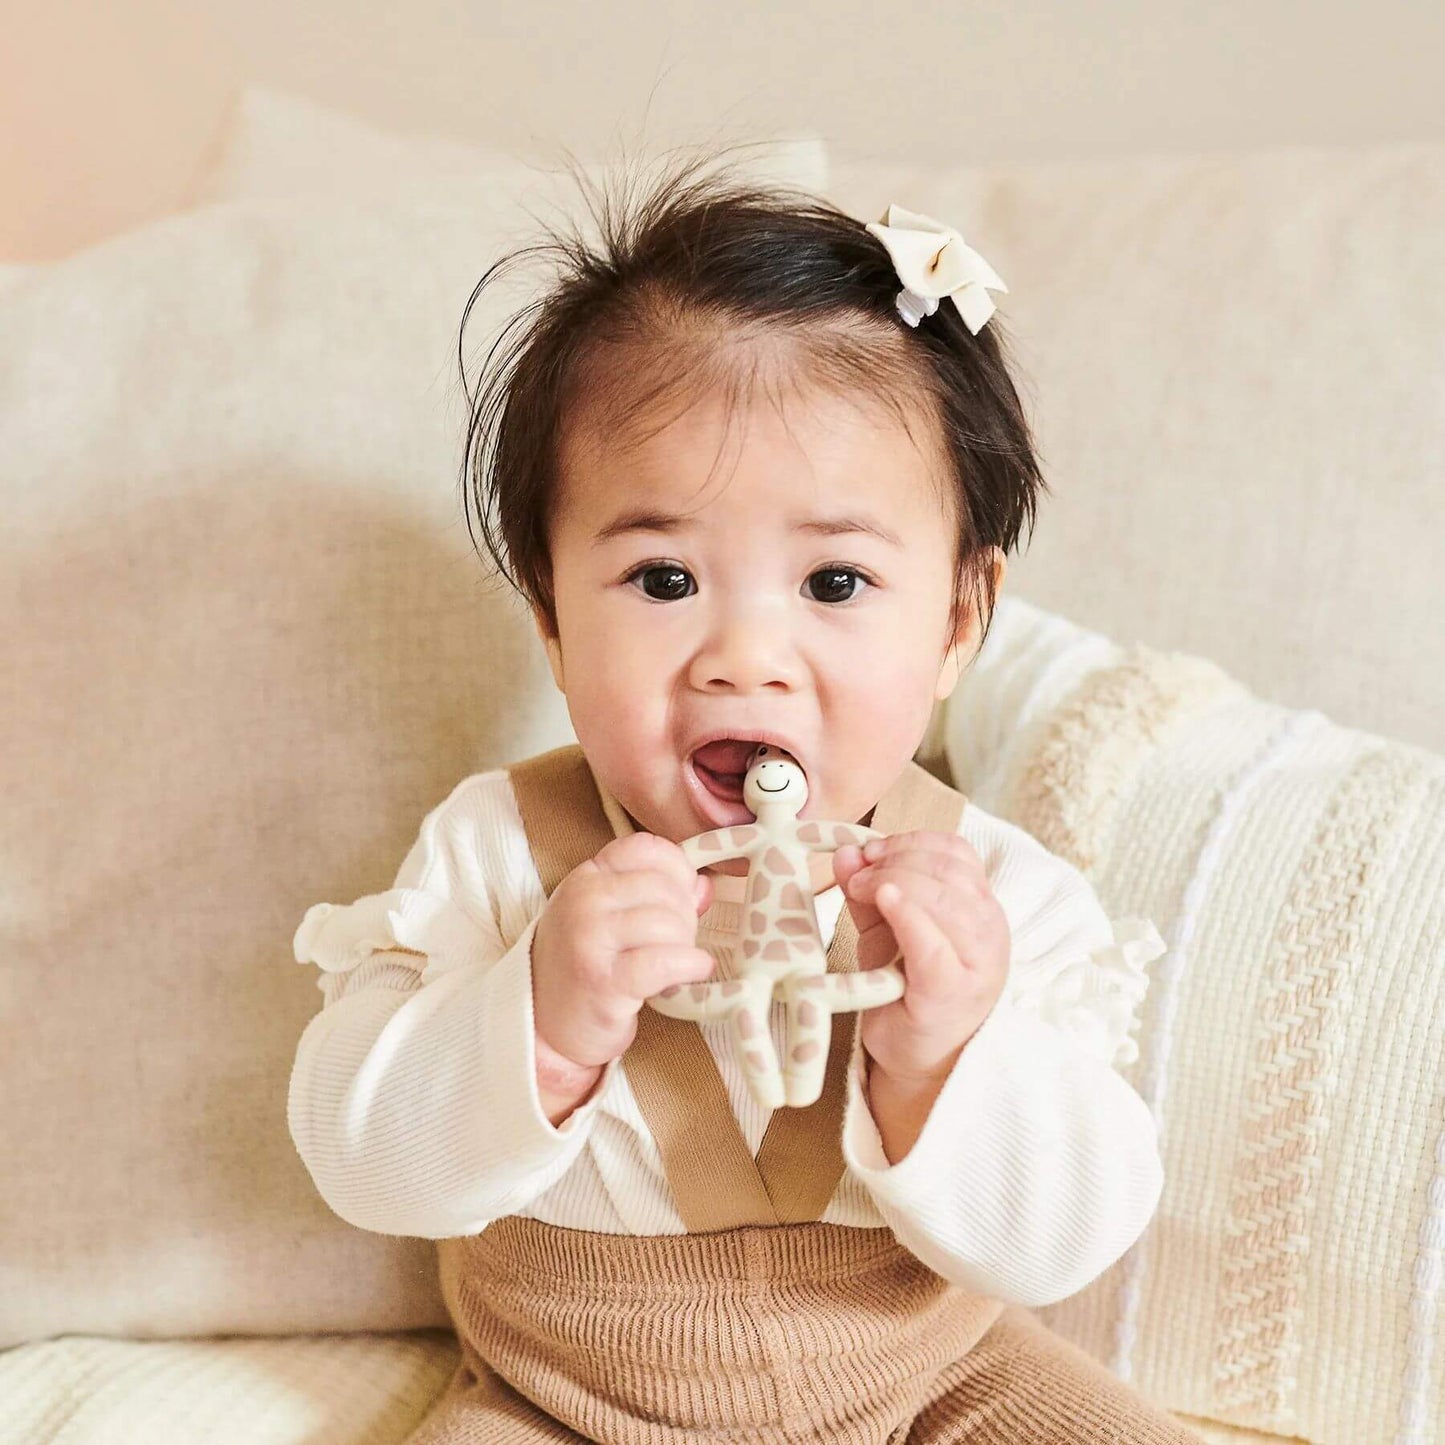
[404,745,1201,1444]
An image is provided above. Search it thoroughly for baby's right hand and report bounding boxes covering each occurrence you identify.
[531,832,716,1071]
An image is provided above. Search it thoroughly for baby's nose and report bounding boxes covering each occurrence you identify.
[689,619,800,693]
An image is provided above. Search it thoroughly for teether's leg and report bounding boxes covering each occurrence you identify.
[729,976,786,1111]
[776,972,831,1108]
[777,965,907,1107]
[828,963,907,1009]
[648,975,786,1111]
[648,977,744,1023]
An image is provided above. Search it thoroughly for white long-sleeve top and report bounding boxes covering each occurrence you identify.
[288,764,1168,1309]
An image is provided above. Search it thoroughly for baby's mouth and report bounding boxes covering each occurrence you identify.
[690,739,755,802]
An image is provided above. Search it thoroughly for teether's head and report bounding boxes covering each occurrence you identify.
[742,744,809,817]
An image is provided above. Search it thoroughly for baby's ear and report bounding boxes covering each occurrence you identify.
[962,547,1007,629]
[935,547,1007,700]
[532,609,566,693]
[988,545,1007,595]
[934,649,962,702]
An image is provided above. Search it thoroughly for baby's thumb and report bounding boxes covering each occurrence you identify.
[693,871,714,913]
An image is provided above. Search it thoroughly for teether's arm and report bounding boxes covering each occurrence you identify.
[798,822,885,854]
[679,829,755,869]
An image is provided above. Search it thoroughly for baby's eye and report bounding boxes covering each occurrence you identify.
[621,563,875,605]
[806,566,873,605]
[624,563,695,601]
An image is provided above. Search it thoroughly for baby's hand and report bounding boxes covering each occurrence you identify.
[532,832,716,1074]
[834,831,1010,1087]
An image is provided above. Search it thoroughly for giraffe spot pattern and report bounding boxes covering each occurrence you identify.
[777,917,812,936]
[698,836,722,852]
[797,823,822,843]
[742,938,760,958]
[749,911,768,935]
[779,882,807,911]
[745,1049,768,1072]
[737,1011,757,1039]
[751,874,771,901]
[733,826,760,844]
[762,847,795,876]
[791,1040,822,1064]
[762,941,790,960]
[797,1000,819,1027]
[722,980,744,996]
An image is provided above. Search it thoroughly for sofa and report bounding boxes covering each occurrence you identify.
[1,87,1440,1445]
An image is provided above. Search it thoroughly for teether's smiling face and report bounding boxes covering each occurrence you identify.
[742,745,807,815]
[536,361,1003,881]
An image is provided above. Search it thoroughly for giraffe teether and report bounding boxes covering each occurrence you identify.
[645,745,903,1110]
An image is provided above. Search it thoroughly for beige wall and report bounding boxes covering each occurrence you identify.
[4,0,1444,262]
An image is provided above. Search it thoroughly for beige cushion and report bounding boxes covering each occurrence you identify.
[942,592,1445,1444]
[831,140,1445,755]
[0,1327,1291,1445]
[1177,1421,1310,1445]
[0,110,827,1344]
[0,1331,459,1444]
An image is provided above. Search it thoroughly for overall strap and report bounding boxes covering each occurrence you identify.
[506,744,968,1233]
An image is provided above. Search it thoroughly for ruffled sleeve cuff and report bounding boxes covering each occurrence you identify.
[1003,916,1167,1068]
[293,888,496,984]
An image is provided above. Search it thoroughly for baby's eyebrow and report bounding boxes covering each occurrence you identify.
[591,508,903,549]
[795,515,904,548]
[590,509,683,547]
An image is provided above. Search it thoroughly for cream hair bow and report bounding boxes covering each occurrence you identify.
[865,204,1008,333]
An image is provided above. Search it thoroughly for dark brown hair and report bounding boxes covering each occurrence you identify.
[457,144,1048,658]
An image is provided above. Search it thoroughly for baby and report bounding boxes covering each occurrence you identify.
[289,151,1196,1443]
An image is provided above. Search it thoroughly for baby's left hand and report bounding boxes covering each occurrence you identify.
[833,831,1011,1088]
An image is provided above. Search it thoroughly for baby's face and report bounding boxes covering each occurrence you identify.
[537,377,995,883]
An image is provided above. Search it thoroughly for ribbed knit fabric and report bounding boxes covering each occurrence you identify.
[407,1215,1204,1443]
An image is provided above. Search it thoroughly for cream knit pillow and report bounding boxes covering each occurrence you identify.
[943,593,1445,1445]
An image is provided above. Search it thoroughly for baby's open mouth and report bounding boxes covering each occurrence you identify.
[690,739,756,802]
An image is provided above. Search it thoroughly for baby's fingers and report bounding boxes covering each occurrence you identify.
[833,843,868,887]
[874,883,959,997]
[620,943,717,1004]
[839,849,887,935]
